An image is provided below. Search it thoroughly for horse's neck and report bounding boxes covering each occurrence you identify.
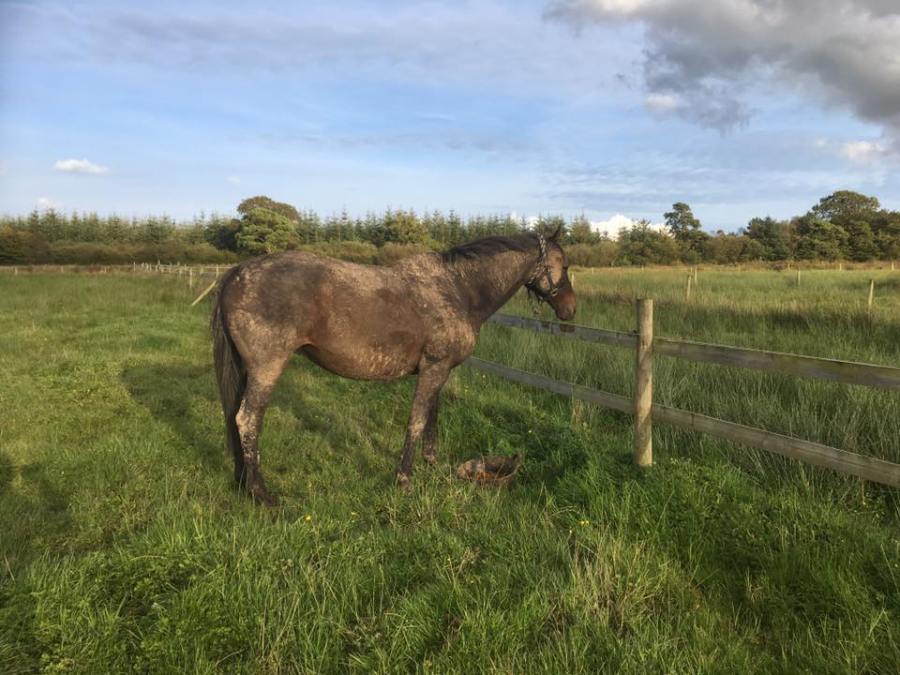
[451,249,535,325]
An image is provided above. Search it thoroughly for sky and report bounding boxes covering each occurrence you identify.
[1,0,899,232]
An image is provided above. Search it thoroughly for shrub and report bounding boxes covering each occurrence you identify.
[377,243,433,265]
[0,226,50,263]
[565,242,618,267]
[44,242,238,265]
[297,241,379,264]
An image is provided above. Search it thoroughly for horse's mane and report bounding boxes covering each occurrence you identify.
[439,233,539,265]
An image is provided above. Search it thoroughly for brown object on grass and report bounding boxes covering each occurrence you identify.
[456,454,523,487]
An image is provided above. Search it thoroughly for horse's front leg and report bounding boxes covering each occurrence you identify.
[397,362,449,488]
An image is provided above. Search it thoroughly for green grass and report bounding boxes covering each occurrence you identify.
[1,269,899,674]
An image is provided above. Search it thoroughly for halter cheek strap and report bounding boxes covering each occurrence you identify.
[525,234,561,314]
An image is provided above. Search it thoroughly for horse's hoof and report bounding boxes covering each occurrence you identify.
[396,473,412,491]
[250,487,280,507]
[423,454,438,467]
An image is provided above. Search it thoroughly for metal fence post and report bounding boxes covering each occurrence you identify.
[634,298,654,468]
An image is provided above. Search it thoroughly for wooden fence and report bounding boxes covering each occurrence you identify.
[470,302,900,488]
[14,263,898,487]
[115,265,900,487]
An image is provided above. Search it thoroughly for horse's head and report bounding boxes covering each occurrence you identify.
[526,227,577,321]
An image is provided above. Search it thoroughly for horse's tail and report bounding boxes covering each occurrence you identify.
[211,267,246,480]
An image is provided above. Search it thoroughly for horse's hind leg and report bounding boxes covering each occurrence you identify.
[422,396,440,466]
[236,358,289,507]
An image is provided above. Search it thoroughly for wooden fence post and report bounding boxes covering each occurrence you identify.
[189,268,193,289]
[634,298,653,468]
[685,274,692,301]
[867,279,875,313]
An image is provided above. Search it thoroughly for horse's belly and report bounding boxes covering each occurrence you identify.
[300,338,421,380]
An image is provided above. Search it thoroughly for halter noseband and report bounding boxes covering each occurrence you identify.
[525,234,562,313]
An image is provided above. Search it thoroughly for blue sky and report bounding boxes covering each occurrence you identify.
[1,0,898,231]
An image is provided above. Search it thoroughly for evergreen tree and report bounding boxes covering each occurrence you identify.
[794,216,849,260]
[744,216,791,260]
[845,220,878,261]
[569,215,598,244]
[664,202,708,261]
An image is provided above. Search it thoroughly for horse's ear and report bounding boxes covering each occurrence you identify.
[549,225,561,242]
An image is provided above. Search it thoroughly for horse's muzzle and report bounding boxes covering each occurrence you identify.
[551,289,576,321]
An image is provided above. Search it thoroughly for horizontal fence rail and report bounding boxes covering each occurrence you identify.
[654,337,900,390]
[466,357,900,488]
[478,308,900,488]
[487,314,636,349]
[652,404,900,487]
[486,313,900,391]
[466,357,632,414]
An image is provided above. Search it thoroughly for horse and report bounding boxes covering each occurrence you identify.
[211,229,576,506]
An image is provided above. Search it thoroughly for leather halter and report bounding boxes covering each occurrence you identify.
[525,234,562,313]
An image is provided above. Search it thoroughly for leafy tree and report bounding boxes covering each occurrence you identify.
[810,190,880,223]
[701,233,766,264]
[383,209,429,245]
[664,202,708,261]
[235,208,297,255]
[743,216,792,260]
[0,225,49,263]
[237,196,300,223]
[617,221,681,265]
[793,216,849,261]
[871,211,900,259]
[566,240,618,266]
[845,220,878,261]
[664,202,700,238]
[204,217,241,252]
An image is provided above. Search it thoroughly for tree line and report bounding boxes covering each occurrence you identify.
[1,190,897,266]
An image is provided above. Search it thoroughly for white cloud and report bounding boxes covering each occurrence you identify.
[812,137,892,164]
[53,158,109,174]
[840,140,888,164]
[644,93,682,112]
[36,196,56,209]
[226,175,241,185]
[591,213,666,238]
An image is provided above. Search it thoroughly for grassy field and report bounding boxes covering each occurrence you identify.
[1,268,899,674]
